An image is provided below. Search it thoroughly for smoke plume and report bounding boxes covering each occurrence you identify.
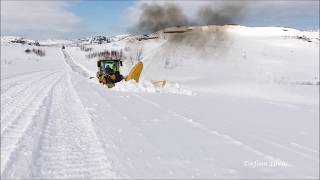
[134,3,188,34]
[197,4,246,26]
[131,2,246,34]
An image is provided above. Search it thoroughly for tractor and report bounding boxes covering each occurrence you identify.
[96,58,143,88]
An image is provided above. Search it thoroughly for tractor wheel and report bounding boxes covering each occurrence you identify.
[101,77,107,84]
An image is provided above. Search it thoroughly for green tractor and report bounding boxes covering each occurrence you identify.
[96,59,124,88]
[96,49,144,88]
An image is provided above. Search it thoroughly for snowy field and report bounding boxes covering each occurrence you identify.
[1,26,319,179]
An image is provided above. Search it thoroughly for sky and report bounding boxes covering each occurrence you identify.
[1,0,319,40]
[66,1,135,37]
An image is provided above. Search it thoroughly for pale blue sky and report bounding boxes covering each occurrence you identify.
[66,1,135,37]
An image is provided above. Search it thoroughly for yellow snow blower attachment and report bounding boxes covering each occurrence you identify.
[125,62,143,82]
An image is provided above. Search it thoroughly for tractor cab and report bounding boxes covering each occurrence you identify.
[96,59,124,88]
[95,50,144,88]
[97,59,122,74]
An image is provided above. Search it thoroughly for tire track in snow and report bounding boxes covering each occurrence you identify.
[59,48,117,178]
[1,71,59,134]
[34,73,117,179]
[1,71,55,101]
[1,74,64,178]
[1,71,52,95]
[62,49,90,78]
[1,71,65,175]
[1,70,49,88]
[71,78,162,179]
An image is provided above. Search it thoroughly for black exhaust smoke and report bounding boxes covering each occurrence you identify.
[130,2,246,34]
[134,3,188,34]
[197,3,246,26]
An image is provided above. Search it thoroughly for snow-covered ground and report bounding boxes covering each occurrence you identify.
[1,26,319,179]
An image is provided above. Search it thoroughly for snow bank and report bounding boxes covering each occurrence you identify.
[112,80,194,95]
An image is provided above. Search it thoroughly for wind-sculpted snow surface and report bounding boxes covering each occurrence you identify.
[1,26,319,179]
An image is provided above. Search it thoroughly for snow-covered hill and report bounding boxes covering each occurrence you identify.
[1,26,319,179]
[74,34,132,45]
[1,36,40,46]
